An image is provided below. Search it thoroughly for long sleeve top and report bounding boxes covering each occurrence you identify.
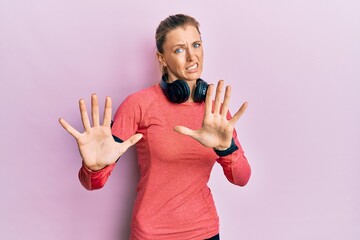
[78,84,251,239]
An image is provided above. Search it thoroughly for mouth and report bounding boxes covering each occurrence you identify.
[186,63,198,71]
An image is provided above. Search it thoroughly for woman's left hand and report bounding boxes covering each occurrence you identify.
[174,80,248,150]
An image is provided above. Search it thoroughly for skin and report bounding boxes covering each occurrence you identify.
[59,95,142,171]
[157,24,248,150]
[157,25,203,99]
[58,23,248,171]
[174,81,248,150]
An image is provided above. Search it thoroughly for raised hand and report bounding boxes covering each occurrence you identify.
[59,94,142,171]
[174,80,247,150]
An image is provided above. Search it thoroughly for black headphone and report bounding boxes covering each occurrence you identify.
[160,73,209,103]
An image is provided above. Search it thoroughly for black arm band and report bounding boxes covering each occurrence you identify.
[214,138,239,157]
[112,135,123,143]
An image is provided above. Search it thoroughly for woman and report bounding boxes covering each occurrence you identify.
[59,14,251,240]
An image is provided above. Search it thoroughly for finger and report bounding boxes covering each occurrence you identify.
[91,94,100,127]
[59,118,81,139]
[102,96,112,127]
[119,133,143,153]
[174,126,197,138]
[229,102,248,126]
[213,80,224,114]
[79,99,91,131]
[205,84,214,116]
[221,85,231,118]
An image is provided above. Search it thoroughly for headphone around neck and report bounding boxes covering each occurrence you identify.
[160,73,209,104]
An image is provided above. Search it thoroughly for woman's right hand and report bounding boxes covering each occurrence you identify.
[59,94,142,171]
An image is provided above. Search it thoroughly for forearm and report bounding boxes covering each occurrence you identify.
[216,151,251,186]
[215,133,251,186]
[78,162,116,190]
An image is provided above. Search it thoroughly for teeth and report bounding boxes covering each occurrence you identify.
[187,64,197,70]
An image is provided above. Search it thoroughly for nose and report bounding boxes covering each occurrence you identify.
[186,48,195,62]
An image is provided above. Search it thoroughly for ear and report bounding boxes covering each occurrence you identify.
[157,52,167,67]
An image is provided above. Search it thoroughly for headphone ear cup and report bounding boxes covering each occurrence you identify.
[160,78,190,103]
[193,79,209,103]
[167,80,190,103]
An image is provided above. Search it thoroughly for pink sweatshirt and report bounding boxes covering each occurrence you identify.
[79,84,251,239]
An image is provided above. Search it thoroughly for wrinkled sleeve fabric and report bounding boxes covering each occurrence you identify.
[215,111,251,187]
[215,130,251,186]
[78,95,141,191]
[78,163,116,190]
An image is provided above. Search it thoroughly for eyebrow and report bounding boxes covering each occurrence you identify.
[171,40,202,49]
[172,44,186,48]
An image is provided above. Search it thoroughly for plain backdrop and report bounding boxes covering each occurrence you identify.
[1,0,359,239]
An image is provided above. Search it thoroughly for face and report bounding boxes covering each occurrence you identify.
[157,25,203,84]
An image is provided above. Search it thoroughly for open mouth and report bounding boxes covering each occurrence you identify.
[186,63,198,71]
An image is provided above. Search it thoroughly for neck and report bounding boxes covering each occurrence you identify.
[187,81,197,102]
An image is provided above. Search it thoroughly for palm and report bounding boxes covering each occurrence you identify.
[194,114,234,149]
[77,126,121,168]
[59,95,142,171]
[175,80,247,150]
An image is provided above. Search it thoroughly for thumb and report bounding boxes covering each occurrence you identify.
[127,133,143,145]
[119,133,143,152]
[174,126,196,138]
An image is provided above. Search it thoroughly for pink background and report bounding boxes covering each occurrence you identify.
[1,0,359,239]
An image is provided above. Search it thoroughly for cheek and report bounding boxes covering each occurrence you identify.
[167,55,185,69]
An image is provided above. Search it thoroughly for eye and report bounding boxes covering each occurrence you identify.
[193,43,201,48]
[175,48,184,53]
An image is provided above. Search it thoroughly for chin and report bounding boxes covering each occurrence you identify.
[186,71,202,81]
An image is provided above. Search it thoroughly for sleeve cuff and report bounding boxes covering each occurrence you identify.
[112,134,123,143]
[214,138,239,157]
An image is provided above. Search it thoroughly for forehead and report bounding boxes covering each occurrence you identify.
[164,25,201,46]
